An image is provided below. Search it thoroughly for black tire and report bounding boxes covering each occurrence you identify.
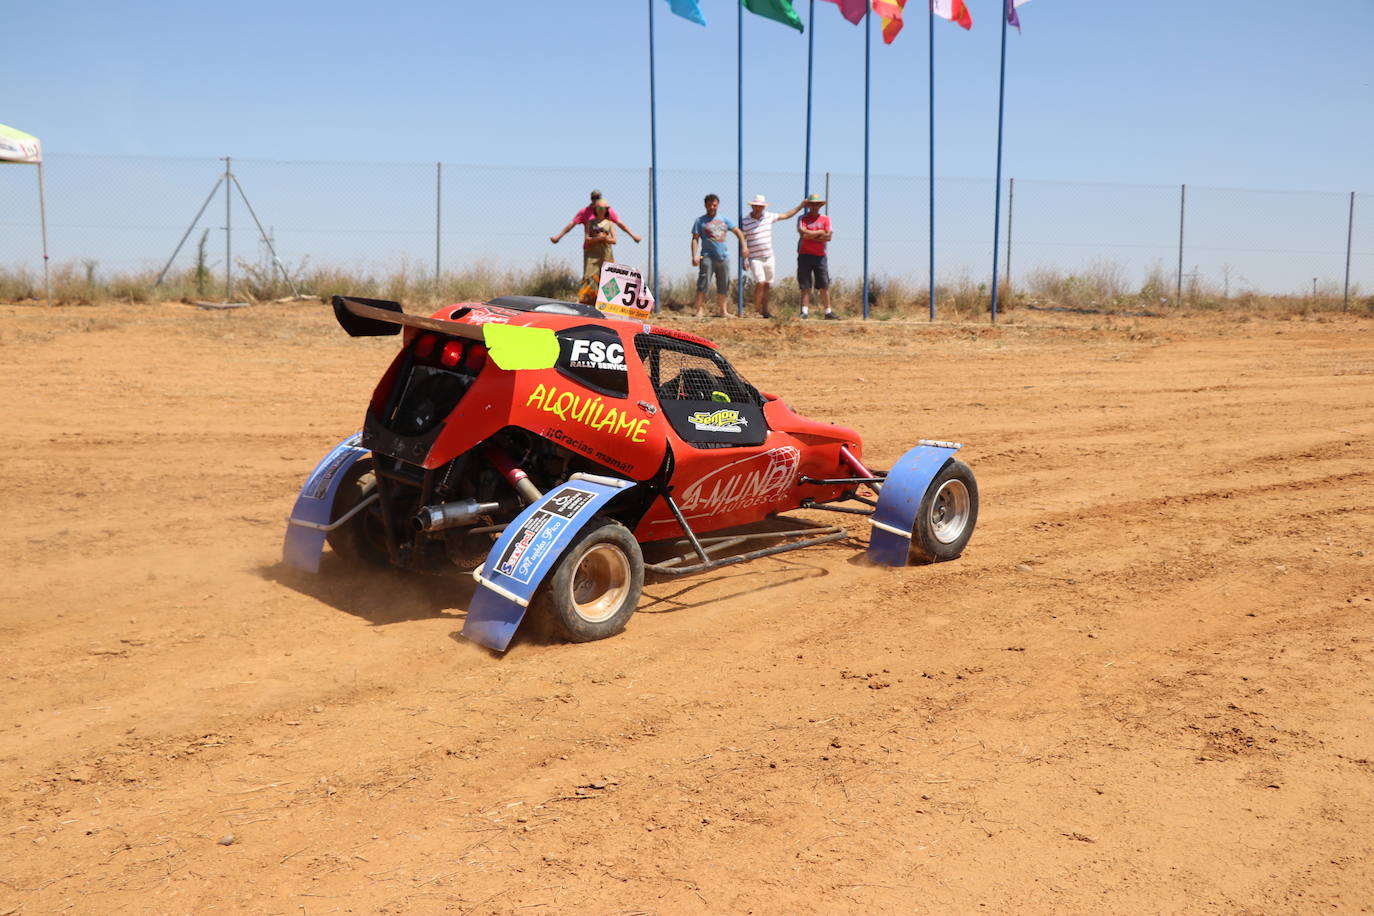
[538,517,644,643]
[909,459,979,564]
[326,459,390,567]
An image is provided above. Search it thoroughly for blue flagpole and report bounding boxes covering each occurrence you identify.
[805,0,815,197]
[989,0,1009,324]
[648,0,660,309]
[737,0,745,317]
[928,3,935,322]
[862,6,870,321]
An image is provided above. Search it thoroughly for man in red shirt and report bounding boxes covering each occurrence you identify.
[797,193,837,319]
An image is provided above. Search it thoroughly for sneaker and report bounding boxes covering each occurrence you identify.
[800,308,810,319]
[823,311,840,320]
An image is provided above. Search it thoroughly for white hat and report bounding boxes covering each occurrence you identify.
[749,194,767,207]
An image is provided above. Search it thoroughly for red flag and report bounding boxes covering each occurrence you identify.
[873,0,908,43]
[820,0,866,24]
[930,0,972,30]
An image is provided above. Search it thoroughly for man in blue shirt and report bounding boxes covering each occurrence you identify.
[691,193,749,318]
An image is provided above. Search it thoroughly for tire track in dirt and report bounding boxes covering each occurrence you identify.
[3,304,1373,913]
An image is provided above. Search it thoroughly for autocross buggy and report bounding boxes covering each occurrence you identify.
[283,291,978,651]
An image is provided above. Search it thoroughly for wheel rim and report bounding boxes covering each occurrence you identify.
[569,544,632,623]
[929,479,971,545]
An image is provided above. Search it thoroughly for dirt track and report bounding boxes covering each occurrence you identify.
[2,302,1372,914]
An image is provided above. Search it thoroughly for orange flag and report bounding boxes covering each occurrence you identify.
[872,0,907,43]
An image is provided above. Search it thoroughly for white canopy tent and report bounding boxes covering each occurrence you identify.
[0,123,50,305]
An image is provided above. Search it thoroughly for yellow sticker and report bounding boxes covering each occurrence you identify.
[482,324,559,371]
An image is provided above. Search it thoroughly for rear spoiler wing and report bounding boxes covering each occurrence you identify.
[330,296,559,371]
[331,295,485,342]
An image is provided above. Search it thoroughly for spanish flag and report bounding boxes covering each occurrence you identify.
[872,0,907,43]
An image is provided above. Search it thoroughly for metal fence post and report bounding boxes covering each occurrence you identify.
[646,166,653,290]
[736,0,744,318]
[1005,176,1014,298]
[435,162,442,290]
[1344,191,1355,312]
[224,156,232,300]
[434,162,439,288]
[1176,183,1186,307]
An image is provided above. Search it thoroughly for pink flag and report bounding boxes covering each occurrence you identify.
[820,0,866,24]
[930,0,972,30]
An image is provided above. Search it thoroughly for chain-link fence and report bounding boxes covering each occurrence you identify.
[1,153,1369,307]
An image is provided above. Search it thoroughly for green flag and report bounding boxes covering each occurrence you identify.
[743,0,804,32]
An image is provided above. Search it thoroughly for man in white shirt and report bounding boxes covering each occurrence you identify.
[740,194,805,318]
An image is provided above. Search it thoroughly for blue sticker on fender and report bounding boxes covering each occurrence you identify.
[494,486,597,584]
[463,477,634,652]
[867,444,960,567]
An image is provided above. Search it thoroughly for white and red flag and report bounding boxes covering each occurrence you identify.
[930,0,972,30]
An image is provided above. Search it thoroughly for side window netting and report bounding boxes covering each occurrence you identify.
[633,334,759,405]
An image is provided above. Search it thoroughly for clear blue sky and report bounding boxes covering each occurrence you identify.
[4,1,1373,297]
[8,0,1372,192]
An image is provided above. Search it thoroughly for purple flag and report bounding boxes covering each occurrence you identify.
[1007,0,1030,31]
[820,0,866,25]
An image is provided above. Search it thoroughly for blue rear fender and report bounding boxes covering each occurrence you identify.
[282,432,371,573]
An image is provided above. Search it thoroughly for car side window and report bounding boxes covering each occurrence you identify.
[634,334,768,448]
[633,335,761,405]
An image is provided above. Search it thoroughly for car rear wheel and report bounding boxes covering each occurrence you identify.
[540,517,643,642]
[326,459,390,567]
[909,459,979,564]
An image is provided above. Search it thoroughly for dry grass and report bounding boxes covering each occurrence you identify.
[2,258,1369,318]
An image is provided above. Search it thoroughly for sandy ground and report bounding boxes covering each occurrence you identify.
[1,300,1372,915]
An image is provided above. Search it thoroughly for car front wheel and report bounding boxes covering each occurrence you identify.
[909,459,979,564]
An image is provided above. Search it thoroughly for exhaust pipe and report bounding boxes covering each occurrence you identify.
[413,498,505,533]
[483,443,543,505]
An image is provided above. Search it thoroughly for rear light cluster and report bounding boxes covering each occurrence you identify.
[412,333,486,372]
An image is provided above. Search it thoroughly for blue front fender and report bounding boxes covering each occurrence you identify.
[867,442,962,567]
[282,432,370,573]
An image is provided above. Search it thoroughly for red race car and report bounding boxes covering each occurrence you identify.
[284,292,977,651]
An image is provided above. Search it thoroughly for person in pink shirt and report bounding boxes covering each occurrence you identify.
[796,193,838,319]
[550,189,642,245]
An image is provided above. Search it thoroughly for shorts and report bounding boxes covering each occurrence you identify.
[697,256,729,294]
[798,252,829,290]
[747,256,775,285]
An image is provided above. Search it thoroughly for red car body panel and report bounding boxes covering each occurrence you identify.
[365,301,859,544]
